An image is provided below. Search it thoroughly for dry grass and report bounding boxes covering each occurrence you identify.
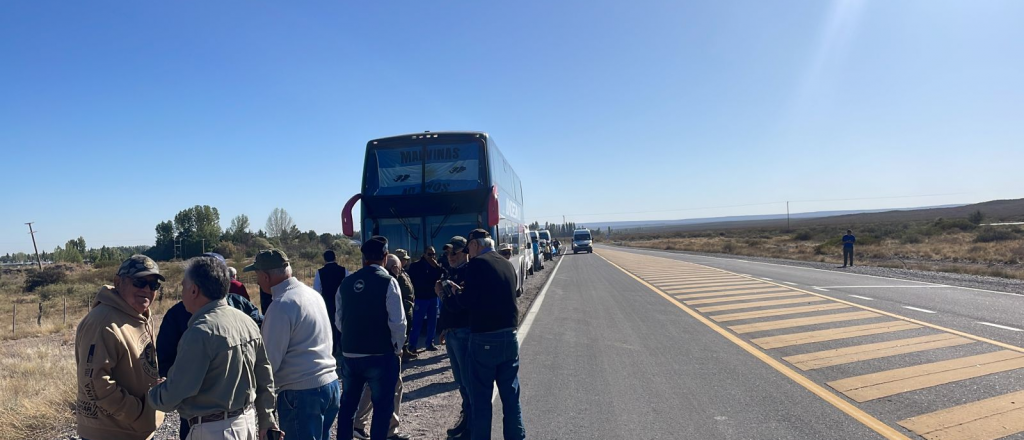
[0,332,76,440]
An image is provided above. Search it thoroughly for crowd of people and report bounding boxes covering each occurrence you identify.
[73,227,529,440]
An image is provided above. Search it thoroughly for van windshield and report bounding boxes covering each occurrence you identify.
[574,233,591,241]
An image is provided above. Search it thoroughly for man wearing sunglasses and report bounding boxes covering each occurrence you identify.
[75,255,165,440]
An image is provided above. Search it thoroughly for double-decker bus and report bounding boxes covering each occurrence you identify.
[342,131,531,294]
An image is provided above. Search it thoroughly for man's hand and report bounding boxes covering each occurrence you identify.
[260,428,284,440]
[154,377,166,386]
[435,280,444,295]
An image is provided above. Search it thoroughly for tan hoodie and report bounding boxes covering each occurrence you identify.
[75,286,164,440]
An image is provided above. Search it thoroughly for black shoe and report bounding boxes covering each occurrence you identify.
[387,434,411,440]
[448,430,471,440]
[353,427,370,440]
[448,413,468,435]
[426,344,439,351]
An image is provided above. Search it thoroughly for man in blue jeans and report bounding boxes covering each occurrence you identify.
[437,236,473,439]
[457,229,525,440]
[842,229,856,267]
[248,249,340,440]
[406,246,445,351]
[336,236,408,440]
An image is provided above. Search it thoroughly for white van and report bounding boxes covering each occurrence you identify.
[572,228,593,254]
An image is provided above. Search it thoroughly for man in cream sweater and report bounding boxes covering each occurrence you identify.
[246,249,340,440]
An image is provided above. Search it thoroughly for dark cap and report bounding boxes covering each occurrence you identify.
[361,236,389,257]
[468,228,490,240]
[442,243,453,250]
[448,236,467,253]
[117,255,165,280]
[394,249,411,261]
[243,249,290,272]
[202,252,226,264]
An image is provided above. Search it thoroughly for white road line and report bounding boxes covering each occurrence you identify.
[816,285,949,289]
[903,306,937,314]
[783,282,797,286]
[611,245,1023,297]
[496,253,564,403]
[761,277,773,281]
[978,322,1024,332]
[813,287,830,292]
[848,295,874,301]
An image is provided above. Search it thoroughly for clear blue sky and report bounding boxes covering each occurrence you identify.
[2,1,1022,254]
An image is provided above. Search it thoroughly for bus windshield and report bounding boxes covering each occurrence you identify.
[368,141,485,196]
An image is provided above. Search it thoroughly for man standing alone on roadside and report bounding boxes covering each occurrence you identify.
[247,249,340,440]
[149,256,280,440]
[842,230,856,267]
[75,255,165,440]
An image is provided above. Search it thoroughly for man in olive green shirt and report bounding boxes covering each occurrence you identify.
[149,256,279,440]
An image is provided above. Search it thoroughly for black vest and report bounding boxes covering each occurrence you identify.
[339,266,395,355]
[318,262,347,316]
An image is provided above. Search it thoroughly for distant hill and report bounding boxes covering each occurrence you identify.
[581,199,1024,232]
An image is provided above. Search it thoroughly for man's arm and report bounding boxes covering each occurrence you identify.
[252,336,279,432]
[313,271,322,294]
[384,278,407,354]
[79,327,150,421]
[334,285,344,336]
[148,329,210,412]
[260,306,291,373]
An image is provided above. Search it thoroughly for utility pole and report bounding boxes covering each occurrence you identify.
[786,201,791,231]
[25,222,42,270]
[202,239,206,254]
[174,238,182,260]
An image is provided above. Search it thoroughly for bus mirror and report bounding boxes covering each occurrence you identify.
[342,194,362,237]
[488,185,500,228]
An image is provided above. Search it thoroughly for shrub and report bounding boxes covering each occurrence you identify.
[900,233,923,244]
[23,267,68,293]
[968,210,985,225]
[793,231,814,241]
[722,242,736,253]
[975,227,1017,243]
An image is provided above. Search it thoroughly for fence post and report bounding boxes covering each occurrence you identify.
[63,296,67,326]
[12,304,15,337]
[37,302,42,327]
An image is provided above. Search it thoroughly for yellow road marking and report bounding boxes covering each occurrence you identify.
[664,283,773,295]
[785,334,976,371]
[655,280,765,290]
[643,275,738,283]
[697,297,827,313]
[634,271,725,278]
[684,292,807,305]
[729,311,880,334]
[751,321,921,349]
[595,251,913,440]
[674,287,793,300]
[898,390,1024,440]
[711,303,852,322]
[829,350,1024,402]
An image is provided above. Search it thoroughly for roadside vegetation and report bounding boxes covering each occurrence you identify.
[614,211,1024,280]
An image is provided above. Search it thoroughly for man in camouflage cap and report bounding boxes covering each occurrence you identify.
[75,255,165,440]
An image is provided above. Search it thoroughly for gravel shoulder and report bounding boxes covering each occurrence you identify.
[610,244,1024,295]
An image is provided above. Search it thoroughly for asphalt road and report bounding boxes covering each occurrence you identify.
[493,246,1024,440]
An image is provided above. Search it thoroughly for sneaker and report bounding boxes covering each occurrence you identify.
[426,344,439,351]
[387,434,411,440]
[402,348,418,360]
[353,427,370,440]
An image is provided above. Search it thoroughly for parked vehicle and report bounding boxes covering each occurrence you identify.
[528,230,544,270]
[573,228,593,254]
[539,230,553,260]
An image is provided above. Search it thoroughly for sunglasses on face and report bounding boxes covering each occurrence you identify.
[131,277,162,291]
[426,253,436,257]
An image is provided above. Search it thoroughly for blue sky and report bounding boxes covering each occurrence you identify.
[2,1,1022,254]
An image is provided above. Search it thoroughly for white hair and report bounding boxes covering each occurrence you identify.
[266,266,292,278]
[473,237,495,249]
[228,266,238,279]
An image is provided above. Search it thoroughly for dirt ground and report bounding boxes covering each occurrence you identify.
[50,253,559,440]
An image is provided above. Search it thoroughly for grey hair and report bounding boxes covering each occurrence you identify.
[473,237,495,249]
[265,266,292,279]
[228,266,237,279]
[385,254,401,272]
[185,256,230,301]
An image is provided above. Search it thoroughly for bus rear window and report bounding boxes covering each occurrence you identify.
[370,142,484,195]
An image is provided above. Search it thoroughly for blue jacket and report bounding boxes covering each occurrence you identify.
[842,234,856,249]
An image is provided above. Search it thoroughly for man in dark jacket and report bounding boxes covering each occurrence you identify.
[314,249,348,355]
[458,229,525,440]
[405,246,445,351]
[842,230,856,267]
[437,236,473,439]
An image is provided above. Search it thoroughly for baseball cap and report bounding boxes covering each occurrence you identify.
[394,248,411,261]
[243,249,290,272]
[497,243,512,252]
[468,228,490,240]
[448,236,467,254]
[361,236,388,257]
[117,255,165,280]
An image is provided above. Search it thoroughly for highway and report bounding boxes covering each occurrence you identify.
[496,246,1024,439]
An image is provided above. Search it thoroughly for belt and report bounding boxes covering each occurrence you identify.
[187,404,252,427]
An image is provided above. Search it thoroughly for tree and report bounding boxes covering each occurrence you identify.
[968,210,985,225]
[265,208,295,239]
